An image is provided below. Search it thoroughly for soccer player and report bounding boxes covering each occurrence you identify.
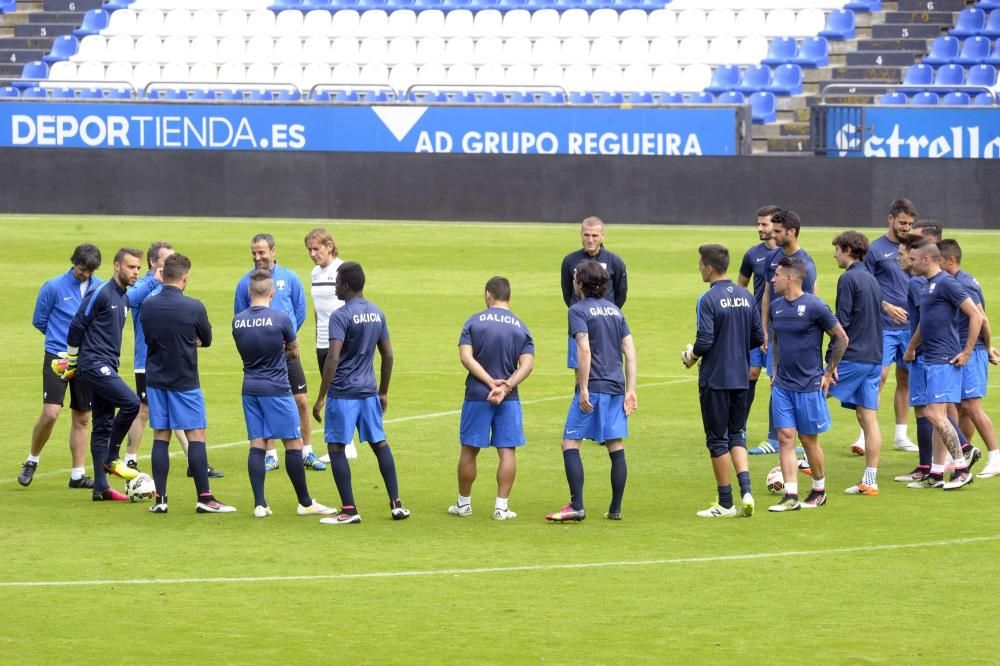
[233,269,337,518]
[767,258,848,512]
[902,238,983,490]
[684,245,763,518]
[830,232,884,495]
[141,253,234,514]
[546,260,637,522]
[449,277,535,521]
[20,244,102,489]
[853,198,919,456]
[60,248,160,501]
[235,234,322,473]
[311,261,410,524]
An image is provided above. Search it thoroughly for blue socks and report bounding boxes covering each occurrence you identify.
[248,447,266,507]
[151,439,170,497]
[563,449,585,511]
[609,449,627,514]
[284,449,312,507]
[737,470,752,497]
[718,484,734,509]
[187,441,210,496]
[371,441,400,502]
[329,444,355,508]
[916,416,932,468]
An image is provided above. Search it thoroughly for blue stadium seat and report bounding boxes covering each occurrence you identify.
[479,91,507,103]
[735,64,771,94]
[955,36,992,65]
[984,10,1000,38]
[579,0,603,9]
[922,36,960,66]
[442,0,471,7]
[412,0,443,8]
[43,35,79,64]
[1,85,19,97]
[191,90,216,100]
[988,38,1000,65]
[386,0,414,7]
[704,65,741,94]
[330,0,359,7]
[149,89,187,100]
[22,87,47,98]
[303,0,334,6]
[845,0,881,10]
[107,88,132,99]
[900,63,934,91]
[247,89,274,101]
[469,0,499,8]
[104,0,136,9]
[333,89,360,101]
[310,90,332,101]
[761,37,797,66]
[450,91,477,103]
[0,0,15,13]
[218,89,244,101]
[276,90,301,101]
[977,1,1000,9]
[626,91,653,103]
[967,63,998,87]
[656,92,683,103]
[509,91,536,103]
[951,8,987,38]
[269,0,304,10]
[878,91,907,105]
[363,90,391,102]
[18,60,49,86]
[552,0,582,7]
[538,91,566,103]
[568,91,594,104]
[526,0,555,8]
[942,91,971,105]
[79,88,103,99]
[973,91,996,104]
[911,91,939,105]
[685,91,714,104]
[792,36,829,67]
[934,63,966,86]
[749,91,777,124]
[74,9,109,38]
[716,90,746,104]
[767,63,803,95]
[819,9,856,41]
[596,92,623,104]
[422,90,448,102]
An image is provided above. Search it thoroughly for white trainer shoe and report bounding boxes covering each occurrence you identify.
[298,501,338,516]
[976,461,1000,479]
[894,437,919,452]
[696,503,738,518]
[448,503,472,517]
[253,505,272,518]
[492,508,517,521]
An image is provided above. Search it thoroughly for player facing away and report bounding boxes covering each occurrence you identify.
[235,234,324,473]
[233,269,337,518]
[20,244,102,489]
[903,238,984,490]
[311,261,410,524]
[683,245,764,518]
[141,254,234,514]
[546,260,638,522]
[767,258,848,512]
[449,277,535,521]
[829,232,884,496]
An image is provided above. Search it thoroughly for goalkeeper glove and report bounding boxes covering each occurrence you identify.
[680,344,699,369]
[51,352,78,381]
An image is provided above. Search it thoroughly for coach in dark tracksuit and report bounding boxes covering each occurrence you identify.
[683,244,764,519]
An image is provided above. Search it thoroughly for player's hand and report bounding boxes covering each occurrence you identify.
[760,332,768,354]
[820,373,832,396]
[990,347,1000,365]
[831,368,839,384]
[379,392,388,414]
[950,350,971,367]
[195,337,203,348]
[680,344,698,368]
[623,390,637,416]
[51,352,78,381]
[154,265,164,282]
[903,348,916,363]
[578,388,593,413]
[311,399,324,423]
[487,384,508,405]
[885,304,908,325]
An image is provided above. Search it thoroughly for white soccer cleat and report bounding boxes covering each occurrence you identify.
[345,442,358,460]
[976,461,1000,479]
[318,453,331,464]
[448,503,472,517]
[492,508,517,521]
[741,493,755,517]
[253,505,272,518]
[696,503,738,518]
[893,437,919,452]
[850,440,865,456]
[297,501,338,516]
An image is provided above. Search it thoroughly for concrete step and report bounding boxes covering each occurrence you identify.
[792,107,810,122]
[14,22,76,37]
[29,11,84,23]
[829,65,905,80]
[766,136,812,152]
[871,22,944,38]
[857,38,932,51]
[897,0,965,10]
[0,62,25,77]
[883,11,956,24]
[846,50,921,66]
[0,36,51,49]
[0,48,46,63]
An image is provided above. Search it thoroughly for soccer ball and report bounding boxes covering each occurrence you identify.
[765,466,785,495]
[125,473,156,502]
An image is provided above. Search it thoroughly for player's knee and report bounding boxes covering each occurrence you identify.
[370,440,388,450]
[749,367,761,381]
[728,440,747,453]
[706,440,729,457]
[38,405,60,425]
[70,409,90,427]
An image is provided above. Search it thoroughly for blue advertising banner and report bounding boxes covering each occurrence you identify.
[0,101,743,156]
[828,106,1000,159]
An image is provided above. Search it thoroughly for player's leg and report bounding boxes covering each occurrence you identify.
[21,354,70,486]
[315,348,333,464]
[247,437,269,516]
[546,392,591,522]
[270,392,337,516]
[100,371,140,478]
[67,408,93,488]
[697,387,738,518]
[321,397,363,524]
[893,363,916,450]
[288,357,325,473]
[494,448,516,520]
[450,445,479,517]
[799,433,827,508]
[125,372,148,470]
[354,395,408,519]
[490,400,523,520]
[796,390,829,508]
[149,427,172,512]
[451,399,485,516]
[846,406,881,495]
[85,375,127,501]
[729,388,753,515]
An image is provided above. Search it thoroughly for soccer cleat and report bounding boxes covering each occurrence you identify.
[741,493,755,517]
[68,474,94,489]
[92,487,129,502]
[749,440,778,455]
[126,459,140,472]
[390,498,411,520]
[893,437,919,452]
[187,465,224,478]
[297,501,338,516]
[493,508,518,521]
[894,467,929,483]
[264,454,279,472]
[253,505,272,518]
[907,475,944,489]
[545,504,586,522]
[844,483,879,496]
[976,461,1000,479]
[448,503,472,517]
[797,458,812,476]
[319,453,331,464]
[696,503,737,518]
[800,490,827,508]
[943,470,974,490]
[303,451,327,471]
[768,495,801,512]
[149,496,168,513]
[103,458,138,481]
[17,460,37,487]
[195,497,237,513]
[850,441,866,456]
[604,511,622,520]
[967,447,982,474]
[320,511,361,525]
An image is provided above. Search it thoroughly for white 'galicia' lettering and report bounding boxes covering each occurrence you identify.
[353,312,383,324]
[234,317,273,329]
[479,313,522,327]
[589,306,621,317]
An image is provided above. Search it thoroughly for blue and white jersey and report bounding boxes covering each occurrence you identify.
[738,242,774,314]
[568,297,631,395]
[233,305,296,396]
[129,270,164,371]
[954,270,986,351]
[327,297,389,398]
[916,271,971,365]
[33,267,102,354]
[770,293,839,393]
[906,275,928,356]
[68,277,158,371]
[835,263,883,365]
[234,262,306,331]
[765,247,817,299]
[693,279,764,390]
[864,235,911,331]
[459,306,534,401]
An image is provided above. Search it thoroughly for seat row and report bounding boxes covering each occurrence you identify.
[949,8,1000,39]
[923,35,1000,67]
[901,63,999,90]
[125,0,877,9]
[705,63,804,96]
[879,90,997,106]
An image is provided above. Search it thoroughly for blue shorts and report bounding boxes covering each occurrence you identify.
[146,386,206,431]
[242,394,301,441]
[771,387,831,435]
[882,328,912,368]
[459,400,525,448]
[324,395,385,444]
[909,356,927,407]
[961,348,989,400]
[924,363,963,404]
[749,346,766,369]
[829,360,881,411]
[567,335,577,369]
[563,391,628,442]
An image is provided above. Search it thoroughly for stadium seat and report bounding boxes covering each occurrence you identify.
[658,91,684,103]
[596,91,623,104]
[761,36,797,66]
[75,88,101,99]
[538,91,566,103]
[977,0,1000,9]
[685,91,714,104]
[911,91,939,105]
[934,63,965,86]
[845,0,881,10]
[749,91,776,123]
[900,63,934,91]
[50,61,79,81]
[218,89,244,101]
[364,90,392,102]
[43,36,78,64]
[716,90,746,106]
[247,89,274,101]
[21,87,47,99]
[450,90,476,103]
[17,61,48,88]
[626,91,653,103]
[973,91,996,105]
[792,36,829,67]
[0,86,18,98]
[967,63,998,87]
[568,91,594,104]
[951,8,987,38]
[107,88,132,99]
[736,36,769,65]
[942,91,971,105]
[795,8,827,37]
[981,10,1000,39]
[988,39,1000,65]
[957,36,994,67]
[509,91,536,103]
[878,91,907,104]
[421,90,448,102]
[704,64,740,94]
[190,89,217,100]
[149,88,187,100]
[104,10,137,37]
[478,90,506,103]
[74,9,110,38]
[735,64,771,94]
[767,63,803,95]
[0,0,14,12]
[819,9,856,40]
[922,36,960,66]
[680,63,711,91]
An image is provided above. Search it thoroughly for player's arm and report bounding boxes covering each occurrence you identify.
[737,274,749,289]
[560,257,574,307]
[690,296,715,360]
[32,282,54,333]
[376,336,393,413]
[834,278,854,329]
[284,337,300,359]
[234,277,249,316]
[195,303,213,349]
[760,286,771,352]
[126,274,159,308]
[622,334,637,415]
[490,352,535,405]
[822,322,849,395]
[292,277,307,330]
[750,308,765,350]
[613,258,627,308]
[953,297,984,366]
[459,344,494,387]
[903,326,921,363]
[575,331,593,412]
[312,337,343,423]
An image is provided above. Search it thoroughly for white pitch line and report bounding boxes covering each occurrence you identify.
[2,534,998,589]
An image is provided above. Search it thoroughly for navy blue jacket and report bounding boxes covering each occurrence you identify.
[834,262,883,365]
[561,246,628,309]
[68,277,158,371]
[140,285,212,391]
[693,279,764,390]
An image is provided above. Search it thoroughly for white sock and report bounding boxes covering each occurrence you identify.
[265,449,276,458]
[931,463,945,475]
[812,477,825,492]
[70,467,84,480]
[457,494,471,507]
[302,444,314,457]
[989,449,1000,464]
[785,481,798,496]
[855,429,865,445]
[862,467,878,487]
[895,424,908,441]
[495,496,508,511]
[27,454,40,464]
[124,452,137,464]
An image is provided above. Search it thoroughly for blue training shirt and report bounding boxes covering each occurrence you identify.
[233,305,296,396]
[568,297,631,395]
[915,271,971,365]
[906,275,928,357]
[129,271,164,370]
[33,268,102,354]
[864,234,910,331]
[234,262,306,331]
[459,307,535,401]
[954,270,986,351]
[140,286,212,391]
[327,297,389,398]
[770,292,839,393]
[765,247,817,298]
[834,263,883,365]
[738,242,774,313]
[693,279,764,390]
[68,277,159,371]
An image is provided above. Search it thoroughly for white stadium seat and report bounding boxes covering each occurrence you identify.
[386,10,417,38]
[441,10,473,39]
[527,9,559,39]
[646,10,675,38]
[105,61,132,84]
[358,10,389,38]
[475,63,505,86]
[217,10,247,37]
[50,60,79,81]
[387,37,417,64]
[531,36,560,65]
[218,61,247,83]
[359,62,389,86]
[302,36,331,63]
[246,61,274,83]
[680,63,712,91]
[302,10,331,38]
[72,36,106,63]
[102,9,137,37]
[359,36,389,64]
[131,35,163,63]
[560,36,589,66]
[443,36,474,65]
[246,35,274,63]
[275,62,303,87]
[591,64,622,91]
[555,9,588,40]
[162,9,192,37]
[533,63,562,86]
[189,62,218,82]
[415,10,445,39]
[188,36,218,64]
[502,36,532,66]
[621,63,652,90]
[499,9,531,39]
[330,10,361,37]
[217,35,246,63]
[445,63,475,85]
[132,62,161,89]
[415,63,446,85]
[331,37,360,64]
[302,62,331,88]
[619,36,648,65]
[473,36,502,65]
[332,63,361,84]
[587,9,618,39]
[133,10,165,37]
[161,61,189,82]
[617,9,647,38]
[415,36,446,65]
[191,9,219,37]
[470,10,501,39]
[505,62,533,85]
[563,63,592,91]
[246,9,275,36]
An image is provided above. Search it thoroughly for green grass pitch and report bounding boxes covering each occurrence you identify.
[4,216,1000,664]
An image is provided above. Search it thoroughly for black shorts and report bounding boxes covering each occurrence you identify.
[135,372,148,405]
[316,347,329,375]
[288,356,308,395]
[42,352,92,411]
[699,386,750,457]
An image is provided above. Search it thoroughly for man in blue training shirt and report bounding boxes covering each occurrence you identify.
[20,244,102,489]
[830,231,884,496]
[546,260,638,523]
[141,253,234,514]
[235,234,324,473]
[683,245,764,518]
[234,269,337,519]
[61,248,160,501]
[449,277,535,521]
[767,258,848,513]
[311,261,410,524]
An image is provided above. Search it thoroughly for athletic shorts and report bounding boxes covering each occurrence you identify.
[315,347,329,375]
[459,400,525,448]
[909,355,927,407]
[566,335,578,369]
[324,395,385,445]
[829,360,881,411]
[765,344,774,377]
[924,363,963,404]
[146,386,207,431]
[41,352,91,411]
[242,394,301,441]
[563,391,627,443]
[287,356,307,395]
[961,348,989,400]
[698,387,749,456]
[749,346,766,369]
[771,387,831,435]
[882,328,912,368]
[134,371,148,405]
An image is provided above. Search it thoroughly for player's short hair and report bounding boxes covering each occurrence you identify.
[581,216,604,229]
[304,228,338,256]
[338,261,366,292]
[249,268,273,296]
[913,219,942,241]
[832,230,869,261]
[898,233,920,249]
[938,238,962,263]
[910,237,941,260]
[756,205,781,219]
[485,276,511,302]
[771,209,802,238]
[70,244,101,271]
[114,247,143,265]
[146,241,173,268]
[888,198,918,218]
[777,257,806,283]
[698,244,730,274]
[575,259,609,298]
[251,233,275,249]
[162,253,191,282]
